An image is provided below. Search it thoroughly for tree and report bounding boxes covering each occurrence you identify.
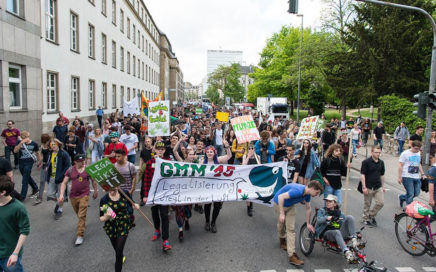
[207,64,245,105]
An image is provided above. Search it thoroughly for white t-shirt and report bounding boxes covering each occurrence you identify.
[351,129,360,140]
[119,133,139,155]
[399,149,421,179]
[215,129,223,145]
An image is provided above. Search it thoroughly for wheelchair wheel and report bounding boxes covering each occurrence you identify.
[299,222,315,256]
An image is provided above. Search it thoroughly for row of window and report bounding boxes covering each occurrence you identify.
[46,72,158,113]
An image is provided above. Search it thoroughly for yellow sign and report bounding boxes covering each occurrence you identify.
[216,112,229,122]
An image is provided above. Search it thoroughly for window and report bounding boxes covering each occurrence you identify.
[142,62,144,80]
[127,17,130,38]
[88,80,95,109]
[133,55,136,76]
[145,64,148,81]
[127,87,130,101]
[101,0,106,15]
[9,65,22,108]
[111,0,116,25]
[112,84,116,108]
[111,41,116,68]
[71,77,79,110]
[70,12,79,52]
[101,33,107,63]
[142,35,144,52]
[133,88,136,98]
[138,30,140,49]
[120,86,124,105]
[102,82,107,108]
[120,9,124,33]
[120,46,124,71]
[47,72,57,111]
[7,0,19,15]
[146,40,148,56]
[137,59,140,78]
[133,24,136,44]
[127,51,130,74]
[88,24,95,58]
[45,0,57,42]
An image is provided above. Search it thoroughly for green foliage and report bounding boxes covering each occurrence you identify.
[378,95,425,134]
[207,64,245,105]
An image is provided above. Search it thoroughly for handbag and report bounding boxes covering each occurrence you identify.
[421,178,429,193]
[23,143,37,162]
[357,181,363,194]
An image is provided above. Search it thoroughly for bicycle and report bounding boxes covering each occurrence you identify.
[299,208,389,271]
[394,207,436,256]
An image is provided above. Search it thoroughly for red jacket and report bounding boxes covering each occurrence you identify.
[104,142,128,163]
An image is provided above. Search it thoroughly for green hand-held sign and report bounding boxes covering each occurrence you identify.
[85,158,126,191]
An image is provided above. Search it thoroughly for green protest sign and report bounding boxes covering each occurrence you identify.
[85,158,125,191]
[196,108,203,114]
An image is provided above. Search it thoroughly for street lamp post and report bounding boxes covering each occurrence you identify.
[297,14,303,124]
[357,0,436,166]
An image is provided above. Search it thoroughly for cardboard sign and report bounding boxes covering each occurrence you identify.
[85,158,126,191]
[216,112,229,122]
[195,108,203,114]
[296,116,320,140]
[231,115,260,144]
[148,100,170,136]
[146,158,287,206]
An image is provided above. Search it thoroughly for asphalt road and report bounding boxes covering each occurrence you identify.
[11,168,436,272]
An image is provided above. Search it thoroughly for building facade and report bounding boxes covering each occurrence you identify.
[184,82,200,101]
[0,0,43,149]
[205,49,243,94]
[159,32,172,100]
[40,0,161,131]
[239,65,255,102]
[168,57,184,105]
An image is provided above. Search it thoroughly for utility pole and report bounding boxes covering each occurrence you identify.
[357,0,436,166]
[297,14,303,124]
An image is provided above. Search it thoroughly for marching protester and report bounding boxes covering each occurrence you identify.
[361,118,371,146]
[96,107,104,129]
[104,132,128,164]
[119,125,139,164]
[398,140,425,208]
[1,120,20,169]
[278,144,300,184]
[273,180,323,266]
[232,137,248,165]
[321,124,335,155]
[373,122,385,150]
[409,125,424,146]
[114,149,137,197]
[100,186,139,272]
[275,130,292,161]
[53,118,68,144]
[14,131,41,200]
[242,144,260,216]
[58,154,98,245]
[321,144,347,205]
[295,139,320,185]
[360,146,385,227]
[46,139,71,219]
[255,131,276,163]
[0,175,30,272]
[33,133,51,205]
[350,123,361,157]
[64,126,82,162]
[88,127,105,164]
[394,122,410,155]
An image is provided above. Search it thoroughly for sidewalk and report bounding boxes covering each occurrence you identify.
[350,143,430,202]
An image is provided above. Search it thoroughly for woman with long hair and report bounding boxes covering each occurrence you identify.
[89,128,105,163]
[33,133,51,205]
[187,136,197,153]
[103,119,112,136]
[321,144,347,204]
[295,139,320,185]
[351,123,361,157]
[225,129,236,164]
[275,130,290,161]
[203,141,232,233]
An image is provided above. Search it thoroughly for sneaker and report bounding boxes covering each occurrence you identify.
[152,230,161,241]
[204,222,211,232]
[122,256,126,264]
[211,223,217,233]
[29,190,39,198]
[351,237,359,248]
[345,250,354,263]
[162,240,172,251]
[364,220,375,227]
[289,253,304,266]
[185,220,190,231]
[178,231,184,242]
[54,211,63,220]
[139,200,145,207]
[371,218,377,227]
[75,236,84,246]
[198,205,204,214]
[33,198,42,206]
[280,238,287,251]
[54,204,59,214]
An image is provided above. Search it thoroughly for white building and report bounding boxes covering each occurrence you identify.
[205,49,242,93]
[239,65,255,102]
[40,0,161,131]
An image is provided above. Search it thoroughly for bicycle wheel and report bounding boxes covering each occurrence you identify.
[299,223,315,256]
[394,213,429,256]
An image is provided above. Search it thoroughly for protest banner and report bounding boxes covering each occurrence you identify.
[85,158,125,191]
[145,158,287,206]
[296,115,319,140]
[230,115,260,144]
[216,112,229,122]
[140,93,149,117]
[148,100,170,137]
[123,96,140,116]
[195,108,203,114]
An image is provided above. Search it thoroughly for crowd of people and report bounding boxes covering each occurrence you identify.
[1,105,435,271]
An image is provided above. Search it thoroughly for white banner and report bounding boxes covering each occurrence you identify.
[123,96,140,116]
[146,158,287,206]
[148,100,170,136]
[296,116,319,140]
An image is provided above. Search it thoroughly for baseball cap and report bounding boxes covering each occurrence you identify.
[74,154,86,161]
[155,141,166,149]
[324,194,338,202]
[109,132,119,138]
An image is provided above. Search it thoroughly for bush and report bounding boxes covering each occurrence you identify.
[378,95,425,134]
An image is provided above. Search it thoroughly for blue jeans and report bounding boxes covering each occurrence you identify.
[4,145,19,167]
[324,185,343,205]
[397,140,405,154]
[18,160,38,200]
[215,145,223,157]
[127,154,135,164]
[400,177,421,205]
[0,256,23,272]
[373,139,383,150]
[352,139,359,155]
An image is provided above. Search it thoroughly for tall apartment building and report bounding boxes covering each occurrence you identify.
[0,0,43,144]
[205,49,243,93]
[40,0,161,131]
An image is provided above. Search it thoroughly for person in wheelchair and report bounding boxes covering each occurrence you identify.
[315,194,360,262]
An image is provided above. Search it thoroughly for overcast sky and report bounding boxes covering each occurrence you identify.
[145,0,326,85]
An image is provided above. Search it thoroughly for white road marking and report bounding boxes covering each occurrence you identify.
[343,269,358,272]
[314,270,332,272]
[260,270,276,272]
[395,268,416,272]
[423,268,436,272]
[286,270,304,272]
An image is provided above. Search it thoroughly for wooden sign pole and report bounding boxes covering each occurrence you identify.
[342,133,354,213]
[118,189,154,227]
